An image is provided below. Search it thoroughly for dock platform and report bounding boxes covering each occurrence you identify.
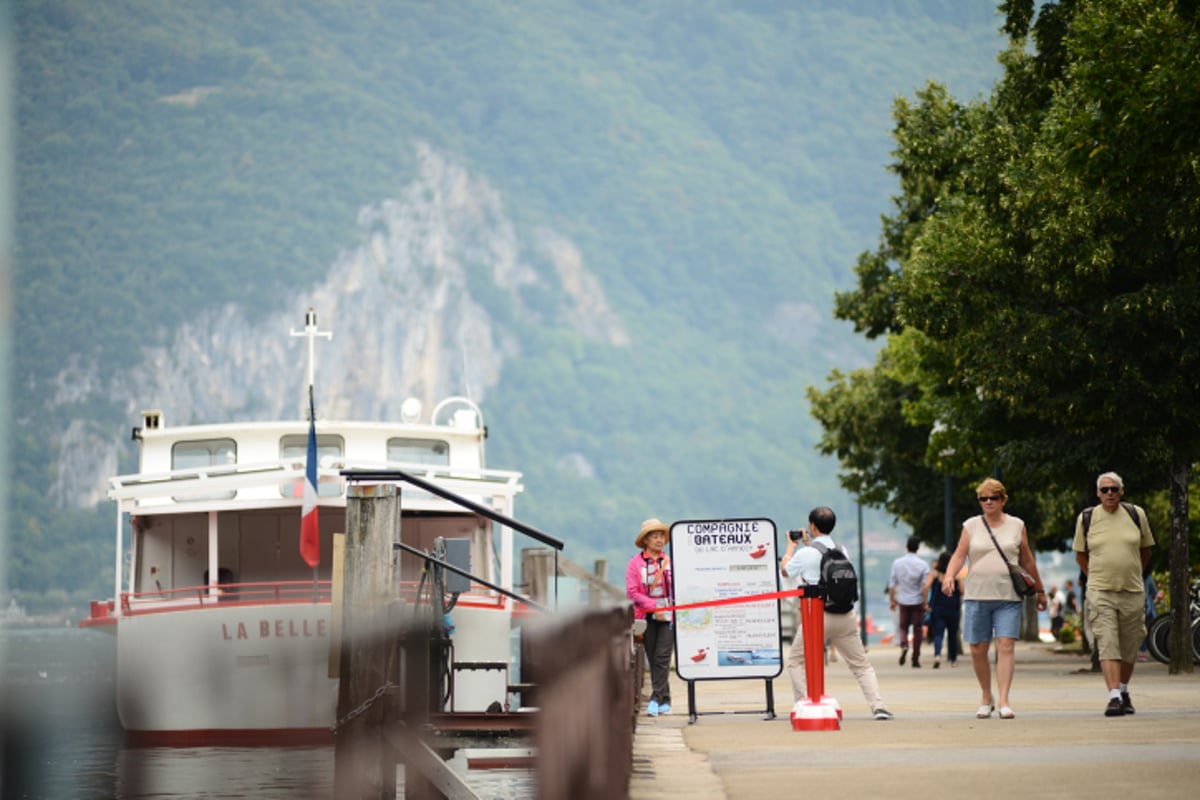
[630,641,1200,799]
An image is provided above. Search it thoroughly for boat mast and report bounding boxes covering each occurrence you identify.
[290,308,332,419]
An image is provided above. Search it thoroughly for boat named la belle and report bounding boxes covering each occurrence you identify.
[82,310,534,745]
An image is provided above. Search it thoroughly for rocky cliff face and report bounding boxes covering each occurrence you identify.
[48,143,627,509]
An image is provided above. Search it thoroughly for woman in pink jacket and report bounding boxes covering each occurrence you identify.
[626,518,673,716]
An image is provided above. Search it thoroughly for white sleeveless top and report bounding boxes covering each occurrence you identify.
[962,514,1025,601]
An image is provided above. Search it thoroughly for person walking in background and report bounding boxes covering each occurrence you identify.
[1064,579,1079,617]
[889,536,930,668]
[1073,472,1154,717]
[1049,584,1066,638]
[626,518,674,716]
[1068,573,1092,652]
[943,478,1046,719]
[781,506,893,720]
[1139,571,1159,661]
[922,551,963,668]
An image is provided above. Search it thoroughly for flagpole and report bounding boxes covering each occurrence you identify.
[291,309,331,601]
[290,307,332,419]
[310,384,319,602]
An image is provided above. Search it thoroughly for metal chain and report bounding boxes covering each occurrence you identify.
[330,682,397,733]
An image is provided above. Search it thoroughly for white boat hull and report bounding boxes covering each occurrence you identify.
[113,599,514,742]
[117,603,338,741]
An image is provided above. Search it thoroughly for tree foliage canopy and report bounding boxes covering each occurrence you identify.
[812,0,1199,608]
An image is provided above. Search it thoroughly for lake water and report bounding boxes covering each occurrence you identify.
[0,626,534,799]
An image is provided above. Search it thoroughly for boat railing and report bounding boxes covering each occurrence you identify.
[393,578,511,611]
[114,576,512,618]
[120,579,334,615]
[109,460,294,501]
[109,458,524,505]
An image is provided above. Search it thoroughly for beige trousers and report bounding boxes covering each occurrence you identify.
[787,608,885,712]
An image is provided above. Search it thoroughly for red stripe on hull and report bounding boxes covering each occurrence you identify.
[124,727,334,748]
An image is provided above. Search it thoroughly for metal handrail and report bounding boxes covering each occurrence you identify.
[394,541,549,614]
[342,468,564,551]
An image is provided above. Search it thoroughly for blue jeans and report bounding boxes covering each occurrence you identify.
[930,608,961,662]
[962,599,1021,643]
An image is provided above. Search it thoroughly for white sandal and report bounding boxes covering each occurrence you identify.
[976,703,995,719]
[999,706,1015,719]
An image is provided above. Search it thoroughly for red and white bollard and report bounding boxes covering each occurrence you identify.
[791,592,840,731]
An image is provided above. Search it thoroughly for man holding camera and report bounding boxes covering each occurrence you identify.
[780,506,893,720]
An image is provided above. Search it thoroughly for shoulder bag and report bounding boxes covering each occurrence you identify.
[981,517,1037,598]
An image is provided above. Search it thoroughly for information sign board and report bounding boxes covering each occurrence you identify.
[669,518,783,680]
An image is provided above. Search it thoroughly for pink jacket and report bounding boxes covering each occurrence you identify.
[626,551,673,621]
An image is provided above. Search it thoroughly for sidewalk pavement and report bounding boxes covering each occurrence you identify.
[630,640,1200,800]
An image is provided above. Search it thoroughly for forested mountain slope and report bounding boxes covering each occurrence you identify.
[9,0,1005,606]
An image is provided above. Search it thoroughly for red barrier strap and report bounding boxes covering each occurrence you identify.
[655,586,816,614]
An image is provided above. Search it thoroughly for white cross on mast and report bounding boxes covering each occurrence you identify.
[290,308,332,419]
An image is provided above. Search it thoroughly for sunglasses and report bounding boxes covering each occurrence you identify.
[1098,486,1122,494]
[978,495,1002,502]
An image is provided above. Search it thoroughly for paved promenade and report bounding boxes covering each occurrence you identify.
[630,641,1200,799]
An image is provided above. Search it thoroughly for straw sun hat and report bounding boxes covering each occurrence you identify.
[635,518,670,549]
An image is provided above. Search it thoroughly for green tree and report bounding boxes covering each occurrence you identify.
[813,0,1198,671]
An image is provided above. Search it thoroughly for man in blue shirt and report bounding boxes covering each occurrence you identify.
[780,506,893,720]
[889,535,931,668]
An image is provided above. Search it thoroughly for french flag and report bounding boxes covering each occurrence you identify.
[299,401,320,568]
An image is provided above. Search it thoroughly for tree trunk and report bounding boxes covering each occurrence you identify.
[1167,458,1193,675]
[1021,595,1039,641]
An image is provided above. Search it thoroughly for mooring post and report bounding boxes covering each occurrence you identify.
[334,483,401,800]
[520,547,555,606]
[591,559,607,608]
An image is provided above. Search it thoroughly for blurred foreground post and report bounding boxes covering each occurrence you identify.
[525,605,637,799]
[334,483,402,800]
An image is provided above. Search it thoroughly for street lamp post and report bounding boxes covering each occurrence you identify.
[857,501,867,646]
[931,419,956,552]
[944,476,953,551]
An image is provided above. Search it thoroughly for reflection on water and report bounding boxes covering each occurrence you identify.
[1,627,533,799]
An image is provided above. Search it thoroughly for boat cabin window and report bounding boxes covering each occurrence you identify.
[172,439,237,500]
[278,434,344,497]
[387,438,450,466]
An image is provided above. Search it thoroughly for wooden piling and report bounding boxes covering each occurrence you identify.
[334,483,402,800]
[521,547,556,606]
[591,560,607,608]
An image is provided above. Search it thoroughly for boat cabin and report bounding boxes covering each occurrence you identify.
[102,400,523,619]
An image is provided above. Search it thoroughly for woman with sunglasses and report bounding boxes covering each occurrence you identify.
[942,478,1046,719]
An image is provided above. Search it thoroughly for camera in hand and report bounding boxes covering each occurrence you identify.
[788,529,804,542]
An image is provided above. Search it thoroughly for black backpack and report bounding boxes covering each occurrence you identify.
[812,541,858,614]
